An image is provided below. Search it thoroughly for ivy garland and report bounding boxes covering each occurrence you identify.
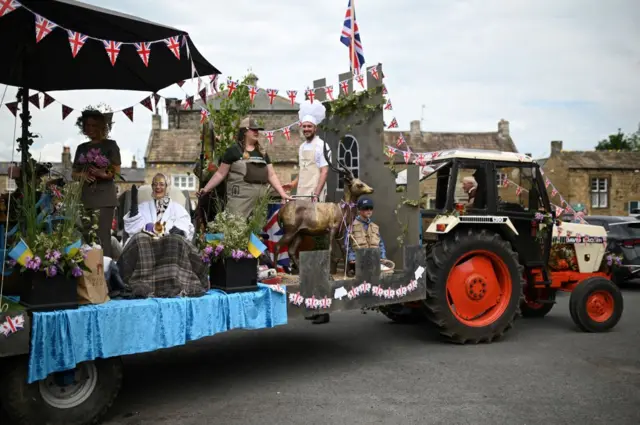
[318,85,385,134]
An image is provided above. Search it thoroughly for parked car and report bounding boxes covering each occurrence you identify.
[583,215,640,286]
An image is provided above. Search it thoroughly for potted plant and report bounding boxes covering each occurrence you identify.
[6,161,92,311]
[198,194,271,293]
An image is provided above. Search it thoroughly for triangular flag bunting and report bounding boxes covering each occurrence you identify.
[134,42,151,67]
[5,101,18,117]
[227,80,238,98]
[282,126,292,141]
[265,131,274,145]
[35,15,56,43]
[247,86,259,104]
[177,80,185,88]
[355,74,365,89]
[325,85,334,101]
[28,93,40,109]
[382,85,388,95]
[369,67,380,80]
[153,93,161,107]
[67,31,88,58]
[387,118,398,129]
[102,40,122,66]
[122,106,134,122]
[0,0,21,18]
[200,108,209,124]
[164,37,181,60]
[266,88,278,105]
[61,104,73,120]
[286,90,297,105]
[42,93,55,109]
[199,87,207,105]
[140,96,153,111]
[384,99,393,110]
[183,95,194,110]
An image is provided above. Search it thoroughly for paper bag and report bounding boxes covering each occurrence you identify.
[77,248,110,305]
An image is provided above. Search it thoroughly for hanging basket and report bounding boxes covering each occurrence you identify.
[210,257,258,293]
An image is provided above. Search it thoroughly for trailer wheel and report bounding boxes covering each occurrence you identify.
[379,303,425,324]
[0,356,123,425]
[423,228,524,344]
[569,277,623,332]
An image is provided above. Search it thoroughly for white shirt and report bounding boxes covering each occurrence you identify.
[299,136,330,168]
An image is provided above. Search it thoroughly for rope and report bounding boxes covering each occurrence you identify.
[0,85,17,312]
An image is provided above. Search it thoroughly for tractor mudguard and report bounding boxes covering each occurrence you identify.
[426,215,519,236]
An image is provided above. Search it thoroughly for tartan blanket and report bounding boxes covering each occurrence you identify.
[116,233,209,298]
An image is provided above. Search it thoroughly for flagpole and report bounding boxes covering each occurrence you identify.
[350,0,357,77]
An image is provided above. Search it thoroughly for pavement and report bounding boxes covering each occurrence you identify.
[101,286,640,425]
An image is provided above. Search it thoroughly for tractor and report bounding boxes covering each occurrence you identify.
[392,149,623,344]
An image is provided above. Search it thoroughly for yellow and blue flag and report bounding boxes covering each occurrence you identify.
[64,239,82,257]
[205,233,224,242]
[247,233,267,258]
[9,239,34,266]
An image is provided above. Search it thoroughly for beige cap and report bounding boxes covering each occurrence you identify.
[239,116,264,130]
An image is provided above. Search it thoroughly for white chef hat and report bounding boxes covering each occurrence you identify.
[298,100,326,126]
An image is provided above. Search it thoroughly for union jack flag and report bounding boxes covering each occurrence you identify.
[263,204,290,272]
[340,0,365,73]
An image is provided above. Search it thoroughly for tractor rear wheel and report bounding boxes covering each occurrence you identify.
[423,228,524,344]
[569,277,623,332]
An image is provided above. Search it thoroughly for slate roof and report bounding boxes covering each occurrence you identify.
[548,151,640,170]
[383,129,518,153]
[145,128,202,163]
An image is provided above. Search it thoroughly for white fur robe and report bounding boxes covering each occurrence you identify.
[123,200,194,242]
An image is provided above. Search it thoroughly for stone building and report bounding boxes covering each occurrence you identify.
[0,147,145,196]
[537,140,640,216]
[386,119,522,206]
[144,73,303,201]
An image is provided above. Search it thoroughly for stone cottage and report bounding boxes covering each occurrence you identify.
[386,119,522,207]
[537,140,640,216]
[144,73,303,201]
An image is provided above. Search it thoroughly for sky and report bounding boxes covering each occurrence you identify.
[1,0,639,167]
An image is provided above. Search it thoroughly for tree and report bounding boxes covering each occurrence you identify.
[595,124,640,151]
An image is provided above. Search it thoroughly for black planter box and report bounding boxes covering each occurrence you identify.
[210,257,258,293]
[20,272,79,312]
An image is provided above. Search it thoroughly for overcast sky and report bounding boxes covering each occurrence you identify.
[1,0,639,167]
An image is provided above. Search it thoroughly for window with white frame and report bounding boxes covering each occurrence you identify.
[337,135,359,190]
[590,177,608,208]
[629,201,640,215]
[496,172,507,187]
[172,174,196,191]
[6,178,16,192]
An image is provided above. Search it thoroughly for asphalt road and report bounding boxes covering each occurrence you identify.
[100,286,640,425]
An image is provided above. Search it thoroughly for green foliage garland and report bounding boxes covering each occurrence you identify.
[318,85,385,134]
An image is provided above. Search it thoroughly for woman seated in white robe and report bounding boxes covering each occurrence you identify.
[123,173,194,241]
[115,173,208,299]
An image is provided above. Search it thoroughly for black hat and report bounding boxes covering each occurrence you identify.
[357,197,374,209]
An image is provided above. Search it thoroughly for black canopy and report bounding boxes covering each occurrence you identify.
[0,0,220,92]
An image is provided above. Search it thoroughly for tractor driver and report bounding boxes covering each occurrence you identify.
[347,197,387,274]
[462,176,477,207]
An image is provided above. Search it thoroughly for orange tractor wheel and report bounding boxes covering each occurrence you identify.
[423,228,524,344]
[569,277,624,333]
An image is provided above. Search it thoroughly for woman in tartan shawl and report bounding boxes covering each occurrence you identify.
[115,174,207,298]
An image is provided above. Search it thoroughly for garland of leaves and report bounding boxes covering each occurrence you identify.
[318,85,385,134]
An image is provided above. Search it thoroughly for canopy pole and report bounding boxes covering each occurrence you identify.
[17,87,32,180]
[351,0,357,75]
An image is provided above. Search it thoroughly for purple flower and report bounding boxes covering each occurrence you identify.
[77,153,87,164]
[45,249,61,263]
[214,244,224,257]
[535,212,544,222]
[86,149,100,163]
[201,254,211,264]
[26,256,42,271]
[204,245,214,256]
[93,154,110,168]
[46,265,58,277]
[606,255,613,266]
[71,266,83,278]
[231,249,246,260]
[7,259,16,268]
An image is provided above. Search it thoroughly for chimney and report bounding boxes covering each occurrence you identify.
[166,98,180,129]
[62,146,71,168]
[498,119,509,137]
[131,156,137,169]
[410,120,421,136]
[151,114,161,130]
[550,140,563,156]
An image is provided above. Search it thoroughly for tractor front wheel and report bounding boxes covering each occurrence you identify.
[569,277,623,332]
[424,228,524,344]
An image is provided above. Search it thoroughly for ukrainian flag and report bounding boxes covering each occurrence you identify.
[247,233,267,258]
[64,239,82,257]
[205,233,224,242]
[9,239,34,266]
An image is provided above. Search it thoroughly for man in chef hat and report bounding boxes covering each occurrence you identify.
[283,100,330,202]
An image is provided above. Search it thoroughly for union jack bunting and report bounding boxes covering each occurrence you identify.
[340,0,365,73]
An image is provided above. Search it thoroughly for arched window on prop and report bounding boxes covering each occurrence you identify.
[337,135,359,190]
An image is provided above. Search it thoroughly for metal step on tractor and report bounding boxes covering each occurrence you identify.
[384,149,623,344]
